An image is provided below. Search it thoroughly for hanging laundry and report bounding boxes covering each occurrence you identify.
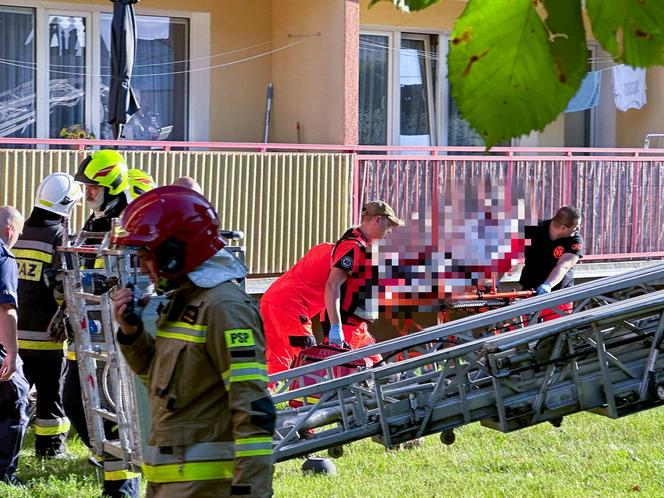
[564,70,601,113]
[612,64,647,111]
[49,22,59,48]
[24,28,34,47]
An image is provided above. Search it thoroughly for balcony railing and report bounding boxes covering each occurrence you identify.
[0,139,662,275]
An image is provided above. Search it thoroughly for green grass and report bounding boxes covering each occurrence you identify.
[274,408,664,498]
[3,408,664,497]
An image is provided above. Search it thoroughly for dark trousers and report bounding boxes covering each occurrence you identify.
[0,355,29,482]
[63,359,140,498]
[63,359,89,446]
[22,353,68,456]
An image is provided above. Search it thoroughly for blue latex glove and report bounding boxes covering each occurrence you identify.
[328,323,345,346]
[536,283,552,295]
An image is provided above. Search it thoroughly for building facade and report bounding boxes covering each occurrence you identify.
[0,0,660,147]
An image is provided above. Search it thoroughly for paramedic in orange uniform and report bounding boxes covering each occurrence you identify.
[324,201,403,362]
[260,242,334,375]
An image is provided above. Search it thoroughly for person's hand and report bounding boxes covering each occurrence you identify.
[111,287,142,335]
[0,351,16,381]
[328,324,344,346]
[536,283,552,295]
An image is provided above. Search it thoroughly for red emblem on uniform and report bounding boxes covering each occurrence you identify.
[553,246,564,258]
[571,243,581,251]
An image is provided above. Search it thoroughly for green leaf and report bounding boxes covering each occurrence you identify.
[448,0,587,148]
[586,0,664,66]
[368,0,442,12]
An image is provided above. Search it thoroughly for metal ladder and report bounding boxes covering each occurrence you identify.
[58,226,247,471]
[270,263,664,461]
[59,227,145,470]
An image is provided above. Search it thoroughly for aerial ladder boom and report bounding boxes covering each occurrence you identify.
[271,263,664,461]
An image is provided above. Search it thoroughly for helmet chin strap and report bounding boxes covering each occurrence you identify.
[156,275,185,294]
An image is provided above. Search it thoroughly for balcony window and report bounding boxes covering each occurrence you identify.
[100,14,189,141]
[0,7,35,138]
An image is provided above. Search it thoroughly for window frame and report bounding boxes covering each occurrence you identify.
[361,26,446,146]
[0,5,38,138]
[398,32,436,147]
[359,29,394,146]
[0,0,208,140]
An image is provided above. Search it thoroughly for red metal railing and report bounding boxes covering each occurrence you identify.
[0,138,663,263]
[353,147,664,260]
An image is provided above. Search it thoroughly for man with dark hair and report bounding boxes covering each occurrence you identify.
[520,205,583,319]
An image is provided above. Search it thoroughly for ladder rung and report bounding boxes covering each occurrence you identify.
[102,440,124,460]
[80,349,108,359]
[75,292,102,302]
[91,408,118,423]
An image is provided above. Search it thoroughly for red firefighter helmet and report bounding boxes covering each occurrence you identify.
[112,186,225,280]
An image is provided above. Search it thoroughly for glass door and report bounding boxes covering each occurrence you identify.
[99,14,189,141]
[359,32,391,145]
[47,13,88,138]
[0,7,35,138]
[399,35,435,146]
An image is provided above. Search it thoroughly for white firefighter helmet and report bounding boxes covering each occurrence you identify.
[34,172,83,217]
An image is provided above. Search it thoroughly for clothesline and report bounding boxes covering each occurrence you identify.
[0,39,308,78]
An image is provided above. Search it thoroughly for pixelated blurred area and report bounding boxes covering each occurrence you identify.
[372,179,537,321]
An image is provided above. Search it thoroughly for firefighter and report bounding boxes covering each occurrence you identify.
[127,168,156,200]
[0,206,29,485]
[13,173,82,458]
[520,205,583,320]
[260,242,334,375]
[63,150,141,498]
[74,149,130,238]
[111,186,275,498]
[324,201,402,360]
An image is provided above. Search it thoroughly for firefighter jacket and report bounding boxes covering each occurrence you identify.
[81,195,127,270]
[14,208,66,356]
[118,256,275,496]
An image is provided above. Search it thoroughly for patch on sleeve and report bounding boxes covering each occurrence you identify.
[225,328,256,348]
[571,243,582,251]
[334,246,356,274]
[17,260,43,282]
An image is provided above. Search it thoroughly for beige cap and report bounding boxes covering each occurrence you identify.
[362,200,404,226]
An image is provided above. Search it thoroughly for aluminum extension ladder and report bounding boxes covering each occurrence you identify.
[270,263,664,462]
[59,226,148,471]
[58,226,247,472]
